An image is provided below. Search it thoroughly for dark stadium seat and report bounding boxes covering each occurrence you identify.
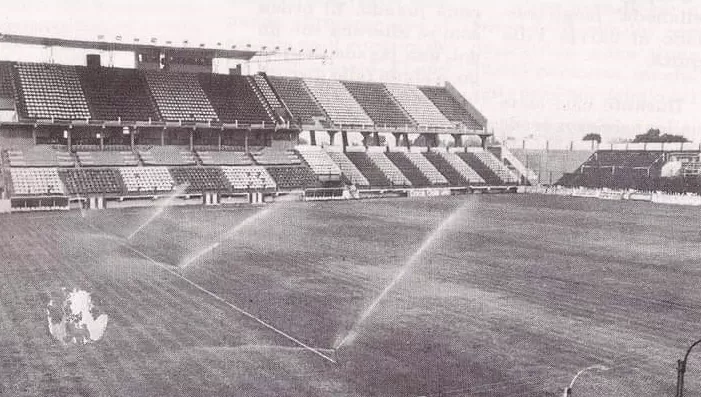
[418,86,482,129]
[77,66,159,121]
[344,152,392,188]
[59,168,124,195]
[265,165,320,190]
[326,151,370,187]
[198,74,274,125]
[168,167,230,193]
[144,70,218,122]
[385,152,432,187]
[0,62,16,99]
[342,80,414,128]
[267,76,327,125]
[367,152,412,187]
[14,63,91,120]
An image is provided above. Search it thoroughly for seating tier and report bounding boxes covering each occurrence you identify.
[265,166,320,190]
[198,74,274,125]
[144,71,218,122]
[77,67,159,122]
[221,166,276,190]
[418,86,482,129]
[15,63,90,120]
[326,151,370,187]
[267,76,327,125]
[11,168,65,196]
[342,81,413,128]
[138,146,196,166]
[118,167,175,193]
[196,151,253,166]
[296,146,341,176]
[302,78,373,127]
[367,152,412,187]
[169,167,229,193]
[384,83,453,129]
[59,168,124,195]
[385,152,431,187]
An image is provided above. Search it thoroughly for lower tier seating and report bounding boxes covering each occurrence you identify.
[367,152,412,187]
[169,167,230,192]
[265,166,320,189]
[296,146,342,177]
[118,167,175,193]
[404,152,448,185]
[326,151,370,187]
[344,152,392,187]
[437,152,484,185]
[423,152,470,186]
[386,152,431,187]
[457,152,503,185]
[471,149,518,184]
[59,168,124,195]
[221,166,277,190]
[11,168,66,195]
[196,151,253,166]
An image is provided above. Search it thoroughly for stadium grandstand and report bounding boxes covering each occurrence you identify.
[0,33,527,212]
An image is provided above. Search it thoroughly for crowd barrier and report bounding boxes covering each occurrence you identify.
[521,185,701,206]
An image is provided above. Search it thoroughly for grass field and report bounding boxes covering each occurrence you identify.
[1,194,700,396]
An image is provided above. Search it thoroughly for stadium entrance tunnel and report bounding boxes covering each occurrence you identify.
[46,288,108,345]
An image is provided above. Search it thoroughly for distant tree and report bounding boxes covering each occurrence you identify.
[632,128,689,143]
[582,133,602,144]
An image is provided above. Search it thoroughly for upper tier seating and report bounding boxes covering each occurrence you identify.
[296,146,342,177]
[77,67,159,121]
[422,152,469,186]
[118,167,175,193]
[198,74,274,125]
[326,151,370,187]
[384,83,454,129]
[302,78,373,127]
[404,152,449,185]
[144,71,218,122]
[433,151,485,184]
[265,166,320,189]
[8,146,74,167]
[0,62,15,98]
[169,167,229,193]
[77,150,139,166]
[458,149,518,185]
[221,166,277,190]
[251,148,301,165]
[14,63,91,120]
[11,168,65,195]
[367,152,412,187]
[246,76,280,123]
[196,150,253,166]
[342,81,414,128]
[59,168,124,195]
[138,146,196,166]
[344,151,392,187]
[385,152,431,187]
[418,86,482,129]
[267,76,327,125]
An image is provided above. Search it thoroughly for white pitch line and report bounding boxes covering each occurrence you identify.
[119,242,337,364]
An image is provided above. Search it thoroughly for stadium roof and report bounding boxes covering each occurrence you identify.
[0,33,258,60]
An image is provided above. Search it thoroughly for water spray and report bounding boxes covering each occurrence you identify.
[334,201,471,350]
[127,183,189,240]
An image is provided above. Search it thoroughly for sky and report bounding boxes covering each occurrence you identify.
[1,0,701,146]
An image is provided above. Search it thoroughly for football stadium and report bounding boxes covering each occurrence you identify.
[2,3,701,397]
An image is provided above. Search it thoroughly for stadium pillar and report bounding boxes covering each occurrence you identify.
[479,134,488,148]
[161,128,165,146]
[131,128,136,151]
[361,132,370,148]
[309,130,317,146]
[218,130,222,150]
[342,131,349,152]
[404,133,411,149]
[66,128,72,151]
[32,126,37,145]
[452,134,462,148]
[328,131,336,146]
[245,129,250,153]
[373,131,380,146]
[393,133,401,147]
[189,129,194,152]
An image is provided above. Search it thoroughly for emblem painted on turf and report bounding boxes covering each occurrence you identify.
[46,288,108,345]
